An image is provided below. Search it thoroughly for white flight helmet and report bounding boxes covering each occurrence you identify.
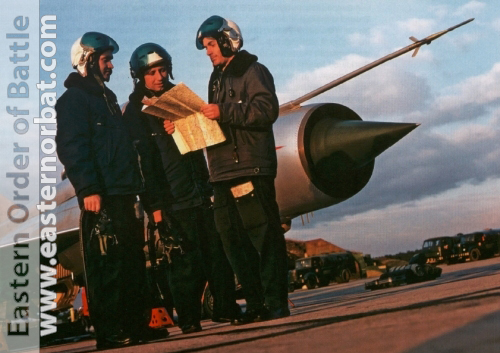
[70,32,119,77]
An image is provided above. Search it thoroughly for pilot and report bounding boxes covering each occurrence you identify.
[55,32,167,349]
[193,15,289,323]
[123,43,241,333]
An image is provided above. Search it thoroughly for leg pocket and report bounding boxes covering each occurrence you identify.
[234,191,268,230]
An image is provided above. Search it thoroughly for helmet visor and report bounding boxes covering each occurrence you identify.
[130,43,172,79]
[135,45,170,69]
[196,15,225,49]
[138,52,164,69]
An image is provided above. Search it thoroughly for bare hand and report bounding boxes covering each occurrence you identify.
[84,194,101,213]
[152,210,162,223]
[201,104,220,120]
[164,120,175,134]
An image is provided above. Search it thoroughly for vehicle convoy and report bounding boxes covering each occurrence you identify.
[420,229,500,264]
[289,252,367,290]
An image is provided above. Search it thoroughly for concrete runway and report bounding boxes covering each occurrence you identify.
[41,256,500,353]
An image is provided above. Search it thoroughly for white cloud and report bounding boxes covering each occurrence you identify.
[278,54,432,117]
[418,63,500,129]
[438,62,500,107]
[445,119,498,143]
[348,28,386,47]
[286,177,500,257]
[348,32,364,47]
[452,32,480,47]
[492,18,500,31]
[429,5,450,19]
[397,18,436,35]
[453,1,486,17]
[369,28,385,46]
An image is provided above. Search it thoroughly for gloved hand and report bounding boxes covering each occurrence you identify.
[152,212,186,263]
[155,213,182,242]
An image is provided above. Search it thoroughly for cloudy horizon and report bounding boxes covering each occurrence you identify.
[1,0,498,257]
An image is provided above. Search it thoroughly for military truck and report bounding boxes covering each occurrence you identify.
[420,236,458,264]
[289,252,366,290]
[420,229,500,265]
[455,230,500,261]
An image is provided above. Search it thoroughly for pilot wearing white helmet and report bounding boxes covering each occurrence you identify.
[56,32,161,349]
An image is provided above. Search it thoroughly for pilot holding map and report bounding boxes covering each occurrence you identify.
[123,43,241,333]
[194,16,290,323]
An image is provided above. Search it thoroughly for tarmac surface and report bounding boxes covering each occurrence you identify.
[41,256,500,353]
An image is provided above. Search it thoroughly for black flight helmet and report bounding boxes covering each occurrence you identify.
[129,43,174,81]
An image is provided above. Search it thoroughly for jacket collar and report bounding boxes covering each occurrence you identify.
[217,50,258,77]
[129,81,175,105]
[64,72,118,102]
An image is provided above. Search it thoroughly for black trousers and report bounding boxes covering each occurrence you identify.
[212,176,289,310]
[166,204,237,328]
[197,204,239,318]
[81,195,147,340]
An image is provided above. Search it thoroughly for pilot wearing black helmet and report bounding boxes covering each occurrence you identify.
[123,42,241,333]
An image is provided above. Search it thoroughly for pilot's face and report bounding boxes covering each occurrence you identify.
[98,49,114,82]
[143,64,168,92]
[203,37,231,67]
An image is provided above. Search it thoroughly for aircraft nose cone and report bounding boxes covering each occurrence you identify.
[300,103,419,199]
[309,120,419,168]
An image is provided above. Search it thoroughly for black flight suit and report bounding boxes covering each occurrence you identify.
[55,72,147,342]
[123,82,238,331]
[207,50,289,314]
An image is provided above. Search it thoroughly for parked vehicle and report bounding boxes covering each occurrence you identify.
[365,263,442,290]
[455,230,500,261]
[289,252,366,290]
[420,236,458,264]
[419,229,500,265]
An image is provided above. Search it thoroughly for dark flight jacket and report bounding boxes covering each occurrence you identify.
[55,73,144,205]
[123,83,212,212]
[207,50,279,182]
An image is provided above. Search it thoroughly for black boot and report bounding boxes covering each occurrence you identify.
[96,331,136,350]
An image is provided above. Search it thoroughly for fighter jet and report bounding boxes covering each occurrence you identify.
[0,18,474,322]
[275,18,474,225]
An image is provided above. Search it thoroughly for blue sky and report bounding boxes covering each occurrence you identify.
[1,0,499,256]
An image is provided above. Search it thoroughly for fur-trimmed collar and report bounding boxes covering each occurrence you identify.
[217,50,258,77]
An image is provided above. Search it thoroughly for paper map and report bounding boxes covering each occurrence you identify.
[142,83,226,154]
